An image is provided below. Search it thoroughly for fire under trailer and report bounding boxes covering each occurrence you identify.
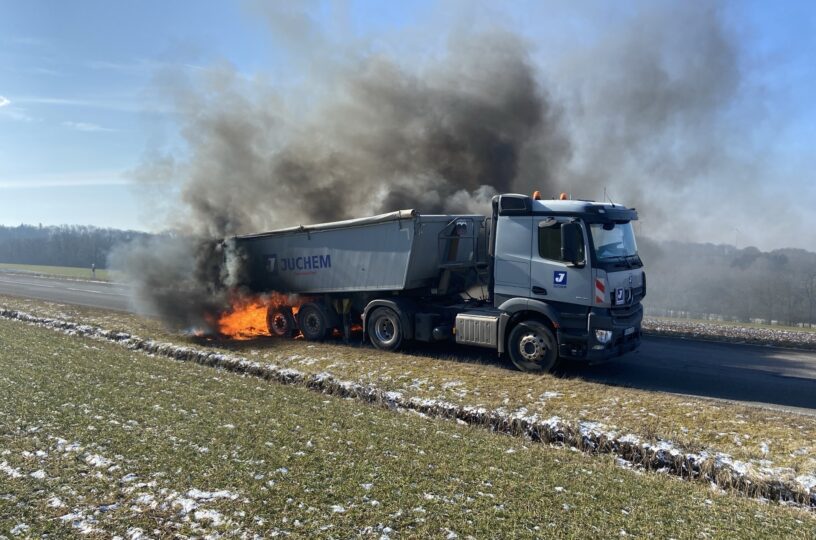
[231,193,645,372]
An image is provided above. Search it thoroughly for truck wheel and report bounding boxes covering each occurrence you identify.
[267,306,295,338]
[508,320,558,373]
[297,303,330,341]
[367,307,403,351]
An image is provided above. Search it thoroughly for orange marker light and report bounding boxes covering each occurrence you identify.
[559,192,569,200]
[532,190,542,200]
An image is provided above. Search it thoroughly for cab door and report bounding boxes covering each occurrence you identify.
[530,218,592,307]
[492,215,533,302]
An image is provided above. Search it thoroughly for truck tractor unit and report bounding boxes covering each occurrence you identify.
[232,192,645,372]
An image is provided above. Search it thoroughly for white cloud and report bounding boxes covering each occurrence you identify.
[61,121,115,132]
[0,170,130,188]
[16,95,170,114]
[0,98,34,122]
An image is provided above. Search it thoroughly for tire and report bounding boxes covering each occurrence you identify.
[297,303,330,341]
[367,307,404,351]
[507,320,559,373]
[267,305,295,338]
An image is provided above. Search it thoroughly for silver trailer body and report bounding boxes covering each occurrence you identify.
[234,210,487,294]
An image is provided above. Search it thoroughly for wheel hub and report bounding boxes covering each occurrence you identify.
[272,314,288,331]
[519,333,548,361]
[374,316,396,344]
[305,314,320,331]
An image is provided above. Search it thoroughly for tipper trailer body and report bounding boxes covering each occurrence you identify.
[232,193,644,372]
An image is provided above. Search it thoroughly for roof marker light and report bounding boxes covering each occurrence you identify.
[559,192,569,200]
[532,190,542,200]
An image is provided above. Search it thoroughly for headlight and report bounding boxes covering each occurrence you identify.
[594,329,613,344]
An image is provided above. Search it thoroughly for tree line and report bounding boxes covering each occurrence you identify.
[639,238,816,327]
[0,225,150,269]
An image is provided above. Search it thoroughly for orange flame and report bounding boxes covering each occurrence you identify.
[217,292,303,340]
[218,297,271,340]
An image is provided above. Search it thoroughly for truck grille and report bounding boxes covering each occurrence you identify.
[611,302,643,326]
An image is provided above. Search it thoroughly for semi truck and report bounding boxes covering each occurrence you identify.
[232,192,644,372]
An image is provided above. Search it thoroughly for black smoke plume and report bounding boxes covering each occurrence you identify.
[165,31,567,238]
[115,29,568,328]
[114,3,786,329]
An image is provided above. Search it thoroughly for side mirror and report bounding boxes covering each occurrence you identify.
[561,222,582,265]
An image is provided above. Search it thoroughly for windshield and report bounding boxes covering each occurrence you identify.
[589,222,638,261]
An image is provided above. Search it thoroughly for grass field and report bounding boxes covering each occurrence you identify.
[0,318,814,538]
[2,293,815,484]
[0,263,111,281]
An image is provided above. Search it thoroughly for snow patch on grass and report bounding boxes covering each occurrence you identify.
[194,508,224,525]
[0,461,22,478]
[186,488,239,501]
[2,307,814,509]
[85,453,113,468]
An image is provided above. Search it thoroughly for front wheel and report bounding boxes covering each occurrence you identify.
[367,307,404,351]
[507,320,559,373]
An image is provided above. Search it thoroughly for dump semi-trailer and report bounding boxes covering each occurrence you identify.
[232,193,644,372]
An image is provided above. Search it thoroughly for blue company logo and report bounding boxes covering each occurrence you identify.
[553,271,568,287]
[616,288,625,304]
[267,253,332,274]
[266,254,278,274]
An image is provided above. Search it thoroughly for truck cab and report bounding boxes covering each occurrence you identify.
[485,193,644,371]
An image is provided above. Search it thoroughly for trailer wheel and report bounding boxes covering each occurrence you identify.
[297,303,330,341]
[507,320,558,373]
[267,306,295,338]
[367,307,403,351]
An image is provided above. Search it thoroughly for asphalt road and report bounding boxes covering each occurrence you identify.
[569,337,816,414]
[0,272,132,312]
[1,271,815,414]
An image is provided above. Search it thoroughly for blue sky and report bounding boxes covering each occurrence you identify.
[0,0,814,244]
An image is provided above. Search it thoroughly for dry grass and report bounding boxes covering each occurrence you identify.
[0,263,112,281]
[2,293,816,481]
[1,318,815,537]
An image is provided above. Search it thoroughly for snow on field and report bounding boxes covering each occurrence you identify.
[173,497,198,514]
[2,307,816,509]
[134,493,156,506]
[193,509,224,525]
[125,527,147,540]
[0,461,22,478]
[48,496,67,508]
[10,523,29,536]
[59,511,99,534]
[84,453,113,468]
[187,488,239,501]
[797,475,816,491]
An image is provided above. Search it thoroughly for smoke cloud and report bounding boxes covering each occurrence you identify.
[114,2,806,328]
[156,31,568,238]
[548,5,747,237]
[109,236,245,329]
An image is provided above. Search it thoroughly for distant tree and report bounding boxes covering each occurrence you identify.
[640,240,816,326]
[0,225,152,269]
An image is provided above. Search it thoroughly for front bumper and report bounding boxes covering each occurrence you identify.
[557,304,643,363]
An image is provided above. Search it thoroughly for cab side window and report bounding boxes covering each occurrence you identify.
[538,222,585,263]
